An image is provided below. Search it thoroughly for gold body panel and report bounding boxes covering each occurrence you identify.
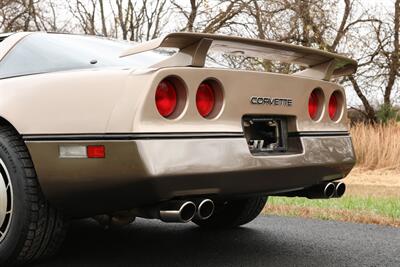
[0,67,347,134]
[0,32,356,217]
[26,135,355,216]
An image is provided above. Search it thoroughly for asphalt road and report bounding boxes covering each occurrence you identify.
[32,216,400,267]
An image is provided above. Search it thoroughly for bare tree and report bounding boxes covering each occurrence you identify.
[68,0,98,35]
[111,0,168,41]
[243,0,387,122]
[113,0,131,39]
[171,0,248,34]
[0,0,43,32]
[346,0,400,121]
[171,0,199,32]
[383,0,400,105]
[99,0,108,36]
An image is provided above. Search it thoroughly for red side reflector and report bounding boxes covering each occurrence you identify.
[87,145,105,158]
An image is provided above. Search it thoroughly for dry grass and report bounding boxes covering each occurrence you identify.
[345,184,400,197]
[350,122,400,171]
[345,169,400,188]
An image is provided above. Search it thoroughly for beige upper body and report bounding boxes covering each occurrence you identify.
[0,32,356,135]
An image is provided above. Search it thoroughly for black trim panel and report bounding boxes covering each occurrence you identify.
[23,132,246,141]
[288,131,350,137]
[23,131,350,141]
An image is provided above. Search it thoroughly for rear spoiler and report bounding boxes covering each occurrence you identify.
[120,32,357,81]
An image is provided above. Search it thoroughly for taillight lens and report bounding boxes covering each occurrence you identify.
[155,80,177,117]
[196,82,215,117]
[329,91,342,121]
[308,91,319,120]
[328,94,338,120]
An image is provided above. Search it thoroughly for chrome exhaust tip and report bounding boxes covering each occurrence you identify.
[334,182,346,198]
[159,201,196,223]
[323,182,336,198]
[195,199,215,220]
[278,182,337,199]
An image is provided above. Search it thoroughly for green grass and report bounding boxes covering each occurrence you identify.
[267,195,400,220]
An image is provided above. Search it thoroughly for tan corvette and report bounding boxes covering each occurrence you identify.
[0,32,356,265]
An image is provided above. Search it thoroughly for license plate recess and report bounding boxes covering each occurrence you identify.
[242,116,288,154]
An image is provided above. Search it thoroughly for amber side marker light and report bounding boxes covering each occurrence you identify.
[196,82,216,118]
[155,79,177,118]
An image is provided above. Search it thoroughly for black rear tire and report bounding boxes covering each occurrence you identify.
[193,196,267,229]
[0,125,67,266]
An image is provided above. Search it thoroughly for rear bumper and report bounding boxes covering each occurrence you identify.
[25,133,355,216]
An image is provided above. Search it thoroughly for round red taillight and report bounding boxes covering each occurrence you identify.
[155,80,177,117]
[308,91,319,120]
[329,93,339,120]
[196,82,215,117]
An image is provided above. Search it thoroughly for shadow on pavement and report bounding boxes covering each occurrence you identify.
[31,217,338,266]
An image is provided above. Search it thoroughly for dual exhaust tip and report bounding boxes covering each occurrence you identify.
[159,199,214,223]
[281,181,346,199]
[323,182,346,198]
[139,182,346,223]
[308,181,346,199]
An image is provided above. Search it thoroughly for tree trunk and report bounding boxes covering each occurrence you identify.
[99,0,108,36]
[348,75,377,123]
[384,0,400,105]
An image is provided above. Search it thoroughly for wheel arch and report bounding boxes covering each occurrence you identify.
[0,116,21,134]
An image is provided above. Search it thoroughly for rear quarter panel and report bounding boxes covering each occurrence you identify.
[0,69,131,134]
